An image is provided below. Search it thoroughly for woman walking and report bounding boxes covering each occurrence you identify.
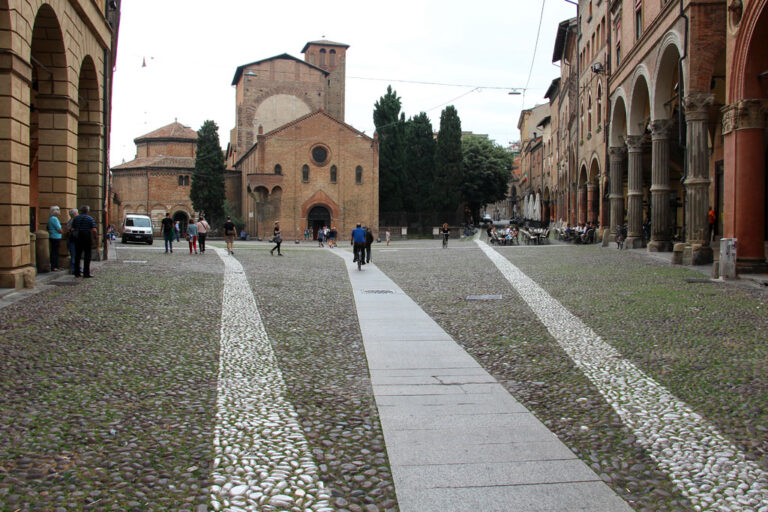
[197,216,210,253]
[65,209,79,274]
[223,216,236,255]
[270,221,282,256]
[187,219,199,254]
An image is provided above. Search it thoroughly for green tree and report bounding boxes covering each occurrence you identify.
[403,112,436,213]
[433,105,463,214]
[190,120,226,227]
[460,135,513,222]
[373,86,407,217]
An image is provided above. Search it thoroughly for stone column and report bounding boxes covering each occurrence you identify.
[578,185,587,224]
[648,119,674,252]
[684,92,715,263]
[625,135,644,248]
[569,185,577,225]
[608,146,626,239]
[586,182,597,223]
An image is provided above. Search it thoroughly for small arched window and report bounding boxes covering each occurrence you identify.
[330,165,337,183]
[597,84,603,125]
[185,176,190,186]
[329,49,336,66]
[274,164,282,175]
[319,49,326,66]
[587,93,593,133]
[355,166,363,184]
[302,164,309,182]
[178,175,184,186]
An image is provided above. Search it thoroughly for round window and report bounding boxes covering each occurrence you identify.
[312,146,328,164]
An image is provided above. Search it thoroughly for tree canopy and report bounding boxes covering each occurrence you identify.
[434,106,463,214]
[460,135,512,222]
[373,86,407,216]
[190,120,226,226]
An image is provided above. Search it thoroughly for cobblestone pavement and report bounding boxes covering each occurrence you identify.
[375,238,768,511]
[1,239,766,511]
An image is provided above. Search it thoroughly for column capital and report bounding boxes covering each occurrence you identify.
[721,99,768,135]
[650,118,675,140]
[609,146,627,159]
[683,92,715,121]
[625,135,645,152]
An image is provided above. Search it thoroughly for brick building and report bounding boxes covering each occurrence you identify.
[110,121,236,233]
[229,41,378,240]
[0,1,121,289]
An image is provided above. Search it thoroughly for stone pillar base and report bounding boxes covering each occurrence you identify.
[735,258,768,275]
[691,244,713,265]
[625,236,644,249]
[0,267,36,290]
[602,229,610,246]
[647,240,673,252]
[672,243,686,264]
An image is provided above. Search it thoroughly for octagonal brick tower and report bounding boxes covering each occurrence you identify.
[301,40,349,122]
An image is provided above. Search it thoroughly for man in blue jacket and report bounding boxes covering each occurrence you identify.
[351,223,367,265]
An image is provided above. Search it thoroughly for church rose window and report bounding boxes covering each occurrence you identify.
[311,145,329,165]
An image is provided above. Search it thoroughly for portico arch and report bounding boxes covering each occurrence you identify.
[626,75,652,247]
[578,164,588,224]
[609,95,628,238]
[77,56,103,259]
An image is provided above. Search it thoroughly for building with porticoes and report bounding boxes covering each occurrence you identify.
[0,1,121,289]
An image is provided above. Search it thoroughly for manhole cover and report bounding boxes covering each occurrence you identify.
[363,289,395,294]
[684,278,714,283]
[122,260,147,264]
[51,281,79,286]
[466,294,503,300]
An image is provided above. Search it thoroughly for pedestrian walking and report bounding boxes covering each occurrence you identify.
[187,219,198,254]
[174,220,181,242]
[317,227,324,247]
[47,206,63,271]
[70,205,97,278]
[270,221,283,256]
[65,208,79,274]
[365,226,374,263]
[197,216,210,253]
[223,216,236,255]
[304,228,309,241]
[329,226,337,248]
[708,207,716,241]
[161,213,175,253]
[385,230,391,246]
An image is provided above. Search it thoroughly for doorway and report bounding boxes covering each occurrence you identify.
[308,205,331,240]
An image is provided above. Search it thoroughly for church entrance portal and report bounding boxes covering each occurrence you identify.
[308,206,331,240]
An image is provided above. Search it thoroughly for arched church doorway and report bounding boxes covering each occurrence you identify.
[173,211,189,234]
[308,205,331,240]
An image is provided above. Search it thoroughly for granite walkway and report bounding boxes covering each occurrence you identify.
[330,249,632,512]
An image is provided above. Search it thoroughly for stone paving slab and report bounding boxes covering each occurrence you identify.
[396,482,633,512]
[330,249,632,512]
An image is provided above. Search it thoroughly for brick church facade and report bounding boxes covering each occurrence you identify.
[111,40,378,241]
[228,40,379,240]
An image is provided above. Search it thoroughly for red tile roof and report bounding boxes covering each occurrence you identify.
[112,155,195,171]
[134,122,197,143]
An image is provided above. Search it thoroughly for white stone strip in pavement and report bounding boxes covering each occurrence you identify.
[476,239,768,511]
[210,248,332,511]
[330,248,632,512]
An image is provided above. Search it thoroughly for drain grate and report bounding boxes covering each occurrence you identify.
[122,260,147,264]
[684,278,714,283]
[363,289,395,294]
[466,294,503,301]
[51,281,79,286]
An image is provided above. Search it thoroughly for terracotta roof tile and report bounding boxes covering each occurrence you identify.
[134,122,197,143]
[112,155,195,171]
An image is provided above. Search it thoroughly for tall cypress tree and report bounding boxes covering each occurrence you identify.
[434,105,463,214]
[373,86,407,217]
[404,112,436,213]
[190,120,226,226]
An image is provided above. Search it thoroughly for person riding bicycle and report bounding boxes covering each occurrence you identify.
[441,223,450,248]
[351,223,367,265]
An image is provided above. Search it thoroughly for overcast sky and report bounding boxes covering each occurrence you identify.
[109,0,576,165]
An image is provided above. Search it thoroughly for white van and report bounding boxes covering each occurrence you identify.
[121,214,154,244]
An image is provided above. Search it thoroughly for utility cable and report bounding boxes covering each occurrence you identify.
[522,0,547,108]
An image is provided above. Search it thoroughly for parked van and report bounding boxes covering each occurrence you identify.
[122,214,154,244]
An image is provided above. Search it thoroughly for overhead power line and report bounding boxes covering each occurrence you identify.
[349,75,523,93]
[523,0,547,108]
